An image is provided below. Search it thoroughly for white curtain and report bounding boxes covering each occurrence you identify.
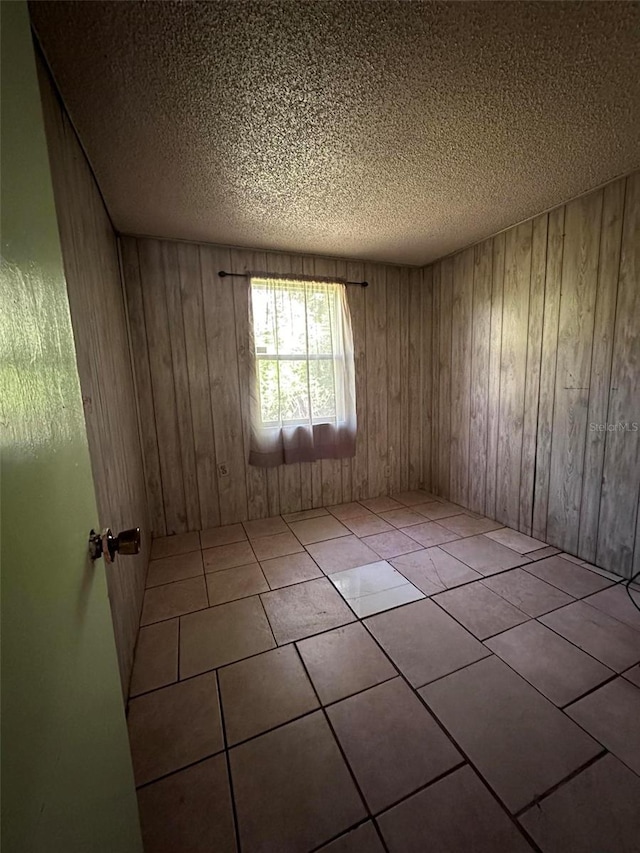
[247,274,357,467]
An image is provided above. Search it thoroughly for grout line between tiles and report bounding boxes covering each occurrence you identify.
[215,669,243,853]
[513,749,608,820]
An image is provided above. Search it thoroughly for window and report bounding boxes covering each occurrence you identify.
[248,275,357,467]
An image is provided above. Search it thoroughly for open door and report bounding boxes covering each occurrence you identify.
[1,3,142,851]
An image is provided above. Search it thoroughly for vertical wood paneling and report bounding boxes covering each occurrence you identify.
[597,173,640,574]
[415,267,429,491]
[430,172,639,578]
[496,222,532,528]
[124,238,420,528]
[578,179,625,560]
[139,239,188,534]
[468,241,492,513]
[201,245,249,525]
[547,192,602,551]
[365,262,389,496]
[450,249,473,506]
[176,242,220,530]
[519,214,547,535]
[121,237,166,536]
[532,207,564,540]
[485,233,505,517]
[386,266,402,495]
[437,259,453,497]
[430,264,441,493]
[162,241,201,532]
[39,58,149,696]
[399,267,410,492]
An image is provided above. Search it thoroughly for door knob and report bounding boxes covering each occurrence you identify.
[89,527,140,562]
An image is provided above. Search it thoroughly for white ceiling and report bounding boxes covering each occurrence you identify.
[31,1,640,266]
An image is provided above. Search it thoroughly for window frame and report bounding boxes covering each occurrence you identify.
[251,278,343,429]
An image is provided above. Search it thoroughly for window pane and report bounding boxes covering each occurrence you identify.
[277,360,310,422]
[309,358,337,422]
[257,360,280,423]
[306,289,333,355]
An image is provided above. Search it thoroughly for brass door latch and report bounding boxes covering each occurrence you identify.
[89,527,140,562]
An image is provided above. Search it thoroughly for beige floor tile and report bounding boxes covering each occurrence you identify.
[378,508,425,528]
[219,645,319,745]
[203,540,256,573]
[180,597,275,678]
[359,496,404,513]
[482,567,574,617]
[317,823,385,852]
[365,598,490,687]
[527,544,562,560]
[288,515,351,545]
[346,580,425,618]
[485,620,613,706]
[146,549,204,588]
[230,712,366,852]
[582,584,640,632]
[414,500,465,520]
[519,754,640,853]
[151,531,201,561]
[391,490,436,506]
[403,521,460,548]
[420,656,601,813]
[129,619,179,697]
[525,555,614,597]
[342,514,395,537]
[307,535,380,574]
[328,678,461,813]
[251,531,304,560]
[539,600,640,672]
[282,507,329,523]
[141,576,208,625]
[433,582,530,640]
[242,515,288,539]
[438,513,503,536]
[127,672,223,786]
[137,755,237,853]
[200,523,247,550]
[297,622,396,704]
[565,678,640,775]
[261,578,356,644]
[259,551,323,589]
[391,546,481,593]
[378,765,533,853]
[361,529,423,559]
[484,527,548,554]
[441,535,531,574]
[326,501,370,520]
[205,563,269,606]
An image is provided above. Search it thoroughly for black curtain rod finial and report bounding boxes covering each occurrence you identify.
[218,269,368,288]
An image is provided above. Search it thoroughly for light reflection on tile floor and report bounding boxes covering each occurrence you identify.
[131,493,640,853]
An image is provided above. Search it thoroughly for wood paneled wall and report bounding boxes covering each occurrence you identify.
[37,54,150,693]
[428,173,640,578]
[120,237,429,535]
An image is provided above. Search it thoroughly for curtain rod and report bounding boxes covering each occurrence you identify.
[218,270,368,288]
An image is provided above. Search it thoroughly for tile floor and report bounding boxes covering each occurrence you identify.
[129,492,640,852]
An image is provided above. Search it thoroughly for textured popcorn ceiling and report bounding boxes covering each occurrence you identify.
[31,1,640,265]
